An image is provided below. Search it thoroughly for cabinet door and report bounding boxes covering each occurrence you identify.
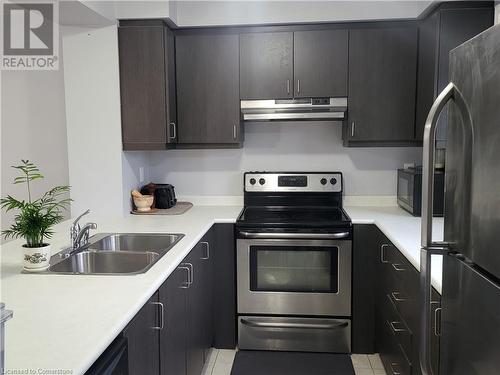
[212,224,237,349]
[347,27,418,143]
[119,23,172,150]
[185,243,208,375]
[159,267,188,375]
[123,292,160,375]
[293,29,348,98]
[240,32,293,99]
[176,33,241,145]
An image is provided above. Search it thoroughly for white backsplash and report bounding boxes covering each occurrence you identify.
[142,122,422,197]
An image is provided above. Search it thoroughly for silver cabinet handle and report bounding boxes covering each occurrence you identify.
[392,263,406,272]
[238,231,350,240]
[351,121,355,137]
[388,320,407,334]
[151,302,164,330]
[297,79,300,94]
[286,79,290,95]
[169,122,176,140]
[178,264,192,289]
[241,319,348,330]
[184,262,193,285]
[391,291,408,302]
[233,124,237,140]
[389,362,403,375]
[380,244,390,263]
[200,241,210,260]
[420,82,472,375]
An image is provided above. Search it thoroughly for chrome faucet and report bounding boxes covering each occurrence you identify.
[70,210,97,251]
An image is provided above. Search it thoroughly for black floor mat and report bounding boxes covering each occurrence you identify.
[230,351,355,375]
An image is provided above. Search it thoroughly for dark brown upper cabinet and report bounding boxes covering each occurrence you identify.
[176,33,241,146]
[118,21,176,150]
[239,30,348,100]
[345,26,418,146]
[240,32,293,100]
[415,3,494,143]
[293,29,348,98]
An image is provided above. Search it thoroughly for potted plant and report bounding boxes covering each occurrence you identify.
[1,160,71,271]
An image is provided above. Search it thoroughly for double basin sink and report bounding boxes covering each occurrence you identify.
[46,233,184,275]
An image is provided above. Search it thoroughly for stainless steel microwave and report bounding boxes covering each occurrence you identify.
[397,167,444,217]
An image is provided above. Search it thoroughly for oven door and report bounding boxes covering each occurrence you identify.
[237,238,351,316]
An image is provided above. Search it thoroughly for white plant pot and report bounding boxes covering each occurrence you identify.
[23,244,51,271]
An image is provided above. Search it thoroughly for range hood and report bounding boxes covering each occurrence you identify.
[241,97,347,121]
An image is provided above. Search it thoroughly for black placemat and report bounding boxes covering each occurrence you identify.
[231,351,355,375]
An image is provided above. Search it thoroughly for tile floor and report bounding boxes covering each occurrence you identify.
[201,349,387,375]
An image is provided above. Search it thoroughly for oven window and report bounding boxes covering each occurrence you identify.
[249,246,338,293]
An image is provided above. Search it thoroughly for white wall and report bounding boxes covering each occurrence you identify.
[174,0,434,27]
[62,25,126,218]
[496,1,500,24]
[148,122,422,198]
[0,58,70,242]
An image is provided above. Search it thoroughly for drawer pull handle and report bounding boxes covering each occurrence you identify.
[389,320,407,334]
[381,244,390,263]
[390,362,403,375]
[391,291,408,302]
[392,263,406,272]
[241,319,348,330]
[151,302,164,330]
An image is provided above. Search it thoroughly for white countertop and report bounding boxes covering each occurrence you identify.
[344,205,444,294]
[1,203,443,373]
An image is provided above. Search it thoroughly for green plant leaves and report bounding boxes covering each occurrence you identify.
[1,160,71,247]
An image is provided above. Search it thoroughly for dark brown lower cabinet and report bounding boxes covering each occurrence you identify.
[94,224,235,375]
[374,226,441,375]
[159,267,187,375]
[123,292,160,375]
[353,224,440,374]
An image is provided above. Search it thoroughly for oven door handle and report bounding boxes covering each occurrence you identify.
[238,231,350,239]
[240,319,348,330]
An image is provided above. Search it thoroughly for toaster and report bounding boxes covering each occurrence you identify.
[140,183,177,209]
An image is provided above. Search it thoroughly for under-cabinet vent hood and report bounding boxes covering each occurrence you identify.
[241,97,347,121]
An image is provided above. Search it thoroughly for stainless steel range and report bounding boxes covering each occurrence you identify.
[236,172,352,353]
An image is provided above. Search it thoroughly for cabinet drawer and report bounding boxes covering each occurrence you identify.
[377,308,412,375]
[379,242,420,331]
[383,293,413,358]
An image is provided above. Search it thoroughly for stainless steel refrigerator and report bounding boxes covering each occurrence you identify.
[420,23,500,375]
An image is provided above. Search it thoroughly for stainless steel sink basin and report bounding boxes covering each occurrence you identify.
[48,251,159,275]
[40,233,184,275]
[88,233,183,253]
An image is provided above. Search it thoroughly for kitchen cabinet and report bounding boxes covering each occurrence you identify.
[123,292,160,375]
[118,21,176,150]
[352,224,440,374]
[345,26,418,145]
[240,32,293,99]
[374,226,441,375]
[184,232,214,375]
[293,29,348,98]
[159,267,187,375]
[240,29,348,100]
[415,3,494,143]
[212,224,236,348]
[90,224,235,375]
[176,33,241,146]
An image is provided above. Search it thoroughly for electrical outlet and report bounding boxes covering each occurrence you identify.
[139,167,145,183]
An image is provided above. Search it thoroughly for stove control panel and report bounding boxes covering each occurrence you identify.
[244,172,342,193]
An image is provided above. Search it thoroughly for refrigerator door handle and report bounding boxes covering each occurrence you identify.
[420,82,473,375]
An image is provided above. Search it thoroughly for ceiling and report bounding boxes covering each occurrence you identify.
[60,0,439,27]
